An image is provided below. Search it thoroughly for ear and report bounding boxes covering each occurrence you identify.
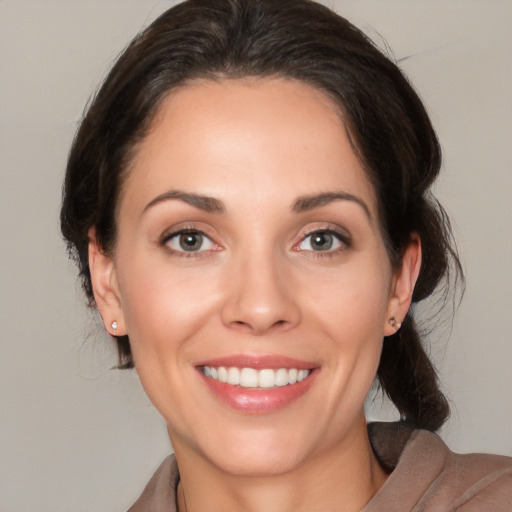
[383,233,422,336]
[88,228,126,336]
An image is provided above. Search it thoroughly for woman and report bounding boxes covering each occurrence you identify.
[60,0,511,510]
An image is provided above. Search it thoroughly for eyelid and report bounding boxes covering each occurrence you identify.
[159,225,222,256]
[293,225,352,253]
[159,221,216,243]
[160,226,205,244]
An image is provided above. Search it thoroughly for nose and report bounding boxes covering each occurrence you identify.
[220,252,301,335]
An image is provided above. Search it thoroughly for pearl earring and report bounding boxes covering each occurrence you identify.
[389,317,401,330]
[111,321,118,333]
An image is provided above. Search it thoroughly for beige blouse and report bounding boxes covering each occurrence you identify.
[128,422,512,511]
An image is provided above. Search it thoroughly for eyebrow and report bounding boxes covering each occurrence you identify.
[141,189,370,220]
[142,190,226,215]
[292,192,371,220]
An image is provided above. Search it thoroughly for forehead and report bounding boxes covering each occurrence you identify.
[121,77,378,218]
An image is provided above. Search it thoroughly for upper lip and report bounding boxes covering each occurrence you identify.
[195,354,318,370]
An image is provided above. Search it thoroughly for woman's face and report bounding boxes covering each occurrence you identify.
[92,77,417,476]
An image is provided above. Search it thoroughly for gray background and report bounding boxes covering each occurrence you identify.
[1,1,511,511]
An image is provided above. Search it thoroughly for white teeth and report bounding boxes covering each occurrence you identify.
[297,369,308,382]
[227,367,240,385]
[240,368,259,387]
[275,368,289,387]
[218,366,228,383]
[258,369,276,388]
[202,366,311,388]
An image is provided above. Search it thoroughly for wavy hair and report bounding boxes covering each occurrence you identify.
[61,0,463,431]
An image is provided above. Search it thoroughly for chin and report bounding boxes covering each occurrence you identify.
[211,446,303,477]
[197,423,317,477]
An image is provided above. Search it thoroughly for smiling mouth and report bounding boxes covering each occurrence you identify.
[201,366,311,388]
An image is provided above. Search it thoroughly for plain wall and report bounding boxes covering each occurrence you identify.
[1,1,511,510]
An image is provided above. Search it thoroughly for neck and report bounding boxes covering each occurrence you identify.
[173,419,387,512]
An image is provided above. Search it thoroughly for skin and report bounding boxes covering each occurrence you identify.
[89,77,421,512]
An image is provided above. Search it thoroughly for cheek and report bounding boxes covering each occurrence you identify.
[301,256,391,385]
[116,255,224,358]
[303,256,391,331]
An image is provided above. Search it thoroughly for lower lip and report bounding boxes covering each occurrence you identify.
[198,369,317,414]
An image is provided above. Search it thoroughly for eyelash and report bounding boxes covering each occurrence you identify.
[295,228,352,257]
[160,227,219,258]
[159,226,351,259]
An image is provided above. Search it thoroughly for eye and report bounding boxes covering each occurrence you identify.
[164,230,215,253]
[297,230,347,252]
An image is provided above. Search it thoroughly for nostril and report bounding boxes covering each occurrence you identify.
[227,318,291,334]
[230,320,254,332]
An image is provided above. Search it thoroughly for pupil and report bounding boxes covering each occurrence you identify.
[311,232,333,251]
[180,233,202,251]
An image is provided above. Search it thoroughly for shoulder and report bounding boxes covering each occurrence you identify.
[366,422,512,511]
[127,454,179,512]
[430,447,512,511]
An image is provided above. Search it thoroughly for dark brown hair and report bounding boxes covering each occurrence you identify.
[61,0,463,431]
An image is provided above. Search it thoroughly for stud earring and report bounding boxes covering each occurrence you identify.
[111,321,118,333]
[389,317,401,330]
